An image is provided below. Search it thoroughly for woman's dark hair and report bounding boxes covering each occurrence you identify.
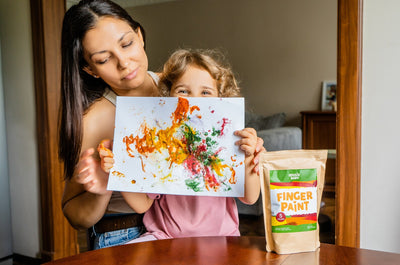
[59,0,146,180]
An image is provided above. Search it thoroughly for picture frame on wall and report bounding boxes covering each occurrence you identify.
[321,81,337,111]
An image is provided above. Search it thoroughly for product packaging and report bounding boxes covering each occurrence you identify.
[260,150,327,254]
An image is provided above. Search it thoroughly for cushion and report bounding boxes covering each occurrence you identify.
[245,111,286,131]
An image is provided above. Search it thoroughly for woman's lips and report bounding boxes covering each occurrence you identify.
[123,69,138,80]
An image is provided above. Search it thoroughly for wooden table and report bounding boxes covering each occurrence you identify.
[44,236,400,265]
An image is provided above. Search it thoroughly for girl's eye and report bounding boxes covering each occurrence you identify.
[177,89,188,94]
[122,41,133,48]
[202,90,211,95]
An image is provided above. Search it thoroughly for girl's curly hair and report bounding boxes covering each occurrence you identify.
[159,49,241,97]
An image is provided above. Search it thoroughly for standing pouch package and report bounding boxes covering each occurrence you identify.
[260,149,327,254]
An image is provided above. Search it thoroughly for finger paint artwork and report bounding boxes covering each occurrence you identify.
[107,96,245,197]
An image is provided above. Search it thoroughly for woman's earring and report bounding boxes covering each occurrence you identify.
[93,74,99,78]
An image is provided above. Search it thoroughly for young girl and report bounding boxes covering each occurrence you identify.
[99,49,261,242]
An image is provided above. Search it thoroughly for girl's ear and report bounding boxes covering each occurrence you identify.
[83,66,99,78]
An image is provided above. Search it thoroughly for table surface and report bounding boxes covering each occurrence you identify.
[45,236,400,265]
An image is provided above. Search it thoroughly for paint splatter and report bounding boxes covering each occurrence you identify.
[122,97,238,192]
[112,171,125,178]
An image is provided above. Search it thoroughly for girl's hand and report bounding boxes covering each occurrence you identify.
[97,139,115,173]
[253,137,266,175]
[72,148,111,195]
[234,128,258,156]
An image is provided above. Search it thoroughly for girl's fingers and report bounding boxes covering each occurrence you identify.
[103,161,114,172]
[234,128,256,138]
[255,137,264,152]
[240,146,254,156]
[98,139,114,158]
[103,157,114,164]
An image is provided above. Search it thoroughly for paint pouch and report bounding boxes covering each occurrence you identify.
[260,149,327,254]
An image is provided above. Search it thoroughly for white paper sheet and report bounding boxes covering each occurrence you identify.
[107,96,245,197]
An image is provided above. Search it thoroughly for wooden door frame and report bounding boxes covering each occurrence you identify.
[30,0,362,260]
[336,0,362,247]
[30,0,77,261]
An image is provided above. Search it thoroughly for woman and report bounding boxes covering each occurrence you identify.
[59,0,159,249]
[59,0,264,249]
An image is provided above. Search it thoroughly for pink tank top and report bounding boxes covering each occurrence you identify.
[142,194,240,239]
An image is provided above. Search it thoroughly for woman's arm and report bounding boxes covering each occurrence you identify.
[61,99,116,229]
[234,128,261,205]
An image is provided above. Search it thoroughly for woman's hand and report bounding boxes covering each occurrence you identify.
[98,139,115,173]
[72,147,111,196]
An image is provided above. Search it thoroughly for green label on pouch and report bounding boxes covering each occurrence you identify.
[270,168,317,183]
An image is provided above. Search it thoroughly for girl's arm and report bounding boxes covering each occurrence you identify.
[98,139,155,214]
[61,99,115,229]
[234,128,261,205]
[120,192,154,214]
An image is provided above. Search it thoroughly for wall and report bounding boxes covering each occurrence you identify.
[0,0,41,258]
[127,0,337,125]
[361,0,400,253]
[0,38,13,259]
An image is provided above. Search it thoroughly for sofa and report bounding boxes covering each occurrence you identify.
[235,111,302,216]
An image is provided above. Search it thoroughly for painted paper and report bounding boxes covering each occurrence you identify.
[107,96,245,197]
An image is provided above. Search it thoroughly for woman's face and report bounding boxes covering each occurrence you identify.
[82,17,148,95]
[170,65,219,97]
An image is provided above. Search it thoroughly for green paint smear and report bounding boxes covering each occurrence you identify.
[185,178,203,192]
[211,127,221,136]
[182,124,202,146]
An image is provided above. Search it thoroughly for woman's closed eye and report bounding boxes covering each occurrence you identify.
[122,40,133,48]
[95,57,110,65]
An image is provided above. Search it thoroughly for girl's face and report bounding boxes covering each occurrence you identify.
[82,17,148,95]
[170,65,218,97]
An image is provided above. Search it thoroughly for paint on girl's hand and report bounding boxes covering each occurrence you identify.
[107,97,245,197]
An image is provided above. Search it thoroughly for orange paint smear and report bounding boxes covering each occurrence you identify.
[172,97,190,123]
[123,98,195,170]
[98,140,114,158]
[190,105,200,114]
[228,167,237,184]
[139,156,146,172]
[112,171,125,178]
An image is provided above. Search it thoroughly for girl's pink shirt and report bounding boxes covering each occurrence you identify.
[142,194,240,239]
